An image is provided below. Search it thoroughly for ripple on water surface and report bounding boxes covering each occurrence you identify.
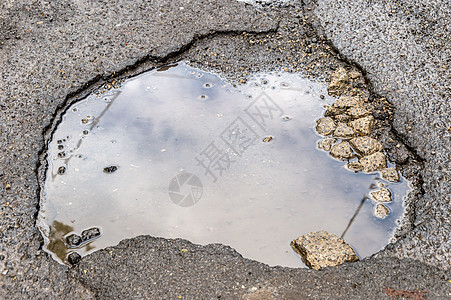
[39,62,410,267]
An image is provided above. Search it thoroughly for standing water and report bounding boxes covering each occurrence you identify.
[38,62,409,267]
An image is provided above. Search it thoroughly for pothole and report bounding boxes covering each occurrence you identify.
[38,62,410,267]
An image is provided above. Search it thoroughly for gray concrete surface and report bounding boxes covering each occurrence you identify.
[0,0,449,298]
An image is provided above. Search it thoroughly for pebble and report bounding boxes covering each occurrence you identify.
[349,136,382,156]
[291,231,359,270]
[330,141,354,160]
[380,168,400,182]
[350,115,374,136]
[374,203,390,219]
[359,152,387,173]
[317,138,337,151]
[315,117,336,136]
[370,188,392,203]
[333,122,355,138]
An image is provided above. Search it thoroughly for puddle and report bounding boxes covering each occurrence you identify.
[38,62,410,267]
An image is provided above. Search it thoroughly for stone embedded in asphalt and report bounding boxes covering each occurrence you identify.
[317,138,337,151]
[349,136,383,156]
[290,231,359,270]
[330,141,354,160]
[67,252,81,265]
[332,96,364,109]
[350,115,374,136]
[333,122,355,138]
[359,151,387,173]
[333,114,352,123]
[324,105,344,117]
[380,168,400,182]
[328,67,350,96]
[347,106,371,118]
[370,188,392,203]
[374,203,390,219]
[316,117,336,136]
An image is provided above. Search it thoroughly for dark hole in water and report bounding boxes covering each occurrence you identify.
[39,62,409,267]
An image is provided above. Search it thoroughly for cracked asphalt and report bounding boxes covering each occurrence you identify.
[0,0,449,298]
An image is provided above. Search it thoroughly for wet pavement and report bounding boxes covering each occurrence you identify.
[0,0,450,298]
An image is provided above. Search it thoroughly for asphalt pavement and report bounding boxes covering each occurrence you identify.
[0,0,449,298]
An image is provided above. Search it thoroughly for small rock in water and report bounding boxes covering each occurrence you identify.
[370,188,392,203]
[65,234,82,248]
[67,252,81,265]
[349,136,382,156]
[380,168,400,182]
[103,165,118,174]
[291,231,359,270]
[81,227,101,241]
[317,138,337,151]
[315,117,336,136]
[262,136,273,142]
[374,203,390,219]
[333,122,355,138]
[330,141,354,160]
[359,152,387,173]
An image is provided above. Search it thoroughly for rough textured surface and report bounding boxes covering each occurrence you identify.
[291,231,359,270]
[314,0,451,268]
[350,136,383,156]
[359,152,388,173]
[0,0,450,298]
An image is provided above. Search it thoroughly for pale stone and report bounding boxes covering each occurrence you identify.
[374,204,390,219]
[349,136,382,156]
[370,188,392,203]
[328,67,350,96]
[316,117,336,136]
[317,138,337,151]
[291,231,359,270]
[346,161,363,172]
[380,168,400,182]
[332,96,364,109]
[330,141,354,160]
[333,123,355,138]
[359,152,387,173]
[350,115,374,136]
[347,106,371,118]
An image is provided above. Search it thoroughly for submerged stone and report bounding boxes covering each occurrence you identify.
[330,141,354,160]
[349,136,382,156]
[374,204,390,219]
[380,168,400,182]
[359,152,387,173]
[370,188,392,203]
[316,117,336,136]
[350,116,374,136]
[291,231,359,270]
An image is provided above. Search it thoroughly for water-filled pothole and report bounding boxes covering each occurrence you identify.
[38,62,410,267]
